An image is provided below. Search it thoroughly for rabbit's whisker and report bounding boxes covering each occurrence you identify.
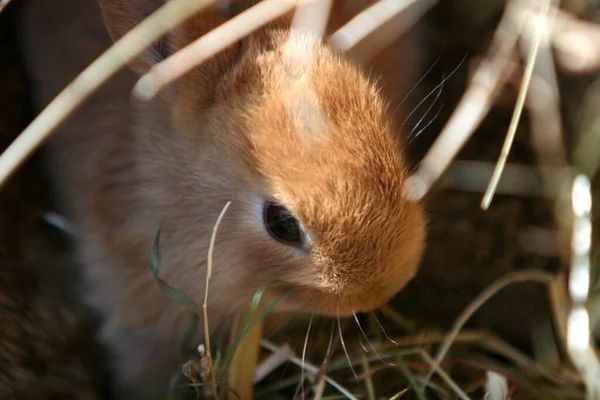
[371,311,399,346]
[352,309,395,367]
[408,102,444,145]
[393,51,443,119]
[400,52,468,130]
[300,313,314,400]
[407,80,444,145]
[358,332,370,353]
[337,307,359,381]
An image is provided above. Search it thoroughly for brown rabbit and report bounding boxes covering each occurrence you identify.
[20,0,426,398]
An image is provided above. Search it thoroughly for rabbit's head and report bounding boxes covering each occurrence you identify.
[100,0,425,319]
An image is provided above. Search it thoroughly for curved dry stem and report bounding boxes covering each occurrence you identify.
[0,0,13,14]
[551,8,600,74]
[481,0,551,209]
[418,350,471,400]
[261,339,359,400]
[0,0,213,189]
[254,343,293,383]
[360,353,376,400]
[134,0,297,99]
[328,0,436,61]
[203,201,232,396]
[292,0,333,38]
[403,0,523,202]
[423,269,555,386]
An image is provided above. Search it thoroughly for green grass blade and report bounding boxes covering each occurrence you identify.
[243,287,295,337]
[224,282,295,368]
[150,226,201,316]
[223,281,275,367]
[150,227,202,359]
[388,388,409,400]
[395,356,426,400]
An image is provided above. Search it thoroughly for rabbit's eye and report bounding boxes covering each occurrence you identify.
[263,202,302,246]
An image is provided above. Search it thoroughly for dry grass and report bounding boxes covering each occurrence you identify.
[3,0,600,398]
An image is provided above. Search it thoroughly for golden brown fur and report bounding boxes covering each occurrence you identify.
[20,0,425,398]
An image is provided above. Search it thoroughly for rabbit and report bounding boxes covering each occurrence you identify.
[19,0,426,398]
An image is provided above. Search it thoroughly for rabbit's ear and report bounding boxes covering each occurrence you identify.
[98,0,241,79]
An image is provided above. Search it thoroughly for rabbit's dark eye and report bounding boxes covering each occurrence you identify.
[263,202,302,246]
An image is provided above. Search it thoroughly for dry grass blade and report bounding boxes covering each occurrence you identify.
[423,269,555,386]
[388,388,409,399]
[370,328,571,383]
[283,0,332,98]
[549,272,570,354]
[134,0,297,100]
[309,321,337,399]
[254,343,293,383]
[418,350,471,400]
[0,0,13,14]
[204,201,232,397]
[481,0,551,210]
[0,0,213,190]
[261,339,359,400]
[442,161,563,198]
[391,348,471,400]
[328,0,437,59]
[360,354,376,400]
[552,8,600,74]
[404,0,523,202]
[486,370,509,400]
[519,0,572,261]
[523,1,568,173]
[292,0,333,38]
[479,333,579,384]
[312,378,326,400]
